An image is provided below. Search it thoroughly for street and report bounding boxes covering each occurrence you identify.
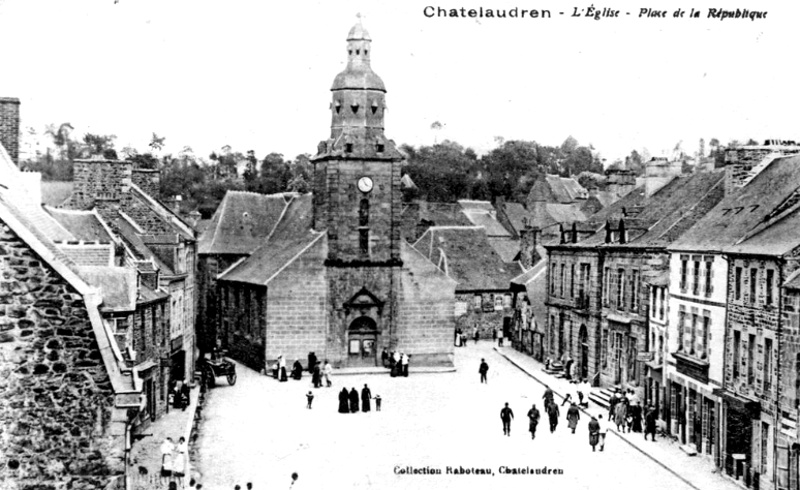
[195,342,726,490]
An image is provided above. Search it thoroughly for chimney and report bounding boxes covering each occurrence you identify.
[67,157,133,211]
[723,142,800,196]
[645,157,681,198]
[132,168,161,197]
[519,224,541,269]
[0,97,20,166]
[605,168,636,198]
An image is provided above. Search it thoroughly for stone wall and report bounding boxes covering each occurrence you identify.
[68,160,132,211]
[0,97,20,166]
[454,292,512,339]
[396,244,455,366]
[131,169,160,198]
[132,298,170,420]
[197,254,243,353]
[0,220,125,490]
[218,281,268,372]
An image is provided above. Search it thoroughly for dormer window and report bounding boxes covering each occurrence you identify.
[376,143,385,153]
[348,50,352,55]
[371,101,378,114]
[345,143,353,153]
[365,50,368,55]
[351,103,359,114]
[356,49,360,55]
[335,100,341,114]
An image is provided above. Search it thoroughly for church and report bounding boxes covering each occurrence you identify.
[213,22,456,370]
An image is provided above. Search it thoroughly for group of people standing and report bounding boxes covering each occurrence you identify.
[382,349,410,377]
[338,384,381,413]
[275,353,333,388]
[159,436,188,482]
[607,388,658,439]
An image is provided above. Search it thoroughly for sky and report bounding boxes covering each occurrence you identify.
[0,0,797,164]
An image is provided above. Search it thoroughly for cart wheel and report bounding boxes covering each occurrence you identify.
[227,373,237,385]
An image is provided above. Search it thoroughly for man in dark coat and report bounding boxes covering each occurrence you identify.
[361,384,372,412]
[311,363,321,388]
[527,404,540,440]
[479,359,489,384]
[547,401,560,433]
[564,357,574,381]
[338,388,349,413]
[543,386,554,412]
[349,387,359,413]
[381,348,389,368]
[292,360,303,380]
[307,352,317,374]
[631,401,643,433]
[500,402,514,436]
[588,415,601,452]
[645,405,658,441]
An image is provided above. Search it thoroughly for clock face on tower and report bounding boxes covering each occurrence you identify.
[357,176,374,193]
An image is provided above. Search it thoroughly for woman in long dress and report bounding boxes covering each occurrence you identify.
[338,388,350,413]
[349,387,360,413]
[361,384,372,412]
[566,402,581,434]
[279,355,288,382]
[614,398,628,432]
[172,437,187,479]
[292,359,303,380]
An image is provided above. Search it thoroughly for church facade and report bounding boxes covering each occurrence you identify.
[215,23,456,370]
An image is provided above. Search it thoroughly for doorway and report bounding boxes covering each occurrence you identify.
[348,316,378,367]
[579,325,589,380]
[614,332,624,384]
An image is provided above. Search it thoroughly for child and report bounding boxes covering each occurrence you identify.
[306,391,314,409]
[375,394,382,411]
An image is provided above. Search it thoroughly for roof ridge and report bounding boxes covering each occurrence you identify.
[264,232,325,285]
[208,190,231,253]
[644,175,725,243]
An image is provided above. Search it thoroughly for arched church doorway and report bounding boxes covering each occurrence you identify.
[348,316,378,367]
[579,325,589,380]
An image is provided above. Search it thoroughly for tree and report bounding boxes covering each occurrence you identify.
[82,133,117,159]
[430,121,443,144]
[149,133,166,153]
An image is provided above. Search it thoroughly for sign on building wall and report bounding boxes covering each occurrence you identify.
[455,301,468,317]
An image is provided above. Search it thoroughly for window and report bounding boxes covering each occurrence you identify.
[680,257,688,291]
[359,198,370,226]
[765,338,773,392]
[578,264,588,305]
[359,229,369,254]
[603,267,610,306]
[692,259,701,295]
[678,305,686,350]
[701,311,710,359]
[570,264,575,299]
[658,288,665,320]
[560,264,566,298]
[766,269,774,306]
[345,143,353,153]
[658,335,664,364]
[750,268,758,303]
[762,422,769,474]
[650,288,657,318]
[733,330,741,378]
[617,269,625,310]
[550,263,557,295]
[690,310,698,355]
[748,333,755,385]
[795,353,800,409]
[735,267,743,301]
[474,295,482,309]
[704,260,713,297]
[160,304,166,347]
[631,270,640,311]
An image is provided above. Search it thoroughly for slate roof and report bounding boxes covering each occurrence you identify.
[199,191,293,255]
[78,266,137,312]
[487,237,520,263]
[546,175,588,203]
[725,204,800,256]
[784,269,800,290]
[218,230,324,285]
[41,181,74,207]
[45,207,114,242]
[412,226,516,291]
[672,155,800,253]
[461,209,511,237]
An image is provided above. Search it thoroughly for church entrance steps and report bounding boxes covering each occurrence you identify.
[588,387,616,409]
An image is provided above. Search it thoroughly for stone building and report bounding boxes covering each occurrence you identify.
[214,22,456,371]
[60,157,197,385]
[412,226,520,339]
[668,150,800,486]
[0,126,138,489]
[545,165,725,391]
[779,273,800,490]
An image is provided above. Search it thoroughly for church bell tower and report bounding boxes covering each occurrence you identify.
[312,20,404,265]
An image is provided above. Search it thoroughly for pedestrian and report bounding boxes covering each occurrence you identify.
[361,384,372,412]
[644,404,658,441]
[608,389,619,421]
[479,358,489,384]
[306,391,314,409]
[381,348,389,368]
[290,472,299,487]
[349,387,359,413]
[180,382,190,411]
[279,355,288,382]
[312,362,322,388]
[272,360,279,379]
[391,351,400,377]
[338,388,349,414]
[235,485,241,490]
[631,401,643,433]
[566,402,580,434]
[588,415,600,452]
[543,386,554,412]
[500,402,514,436]
[561,392,573,407]
[547,400,560,433]
[492,327,497,343]
[247,483,252,490]
[292,359,303,380]
[614,396,627,432]
[401,352,410,377]
[160,437,174,479]
[527,404,540,440]
[375,394,382,411]
[308,352,317,374]
[323,359,333,387]
[497,327,504,347]
[473,325,479,344]
[597,412,607,451]
[173,437,187,479]
[564,357,574,381]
